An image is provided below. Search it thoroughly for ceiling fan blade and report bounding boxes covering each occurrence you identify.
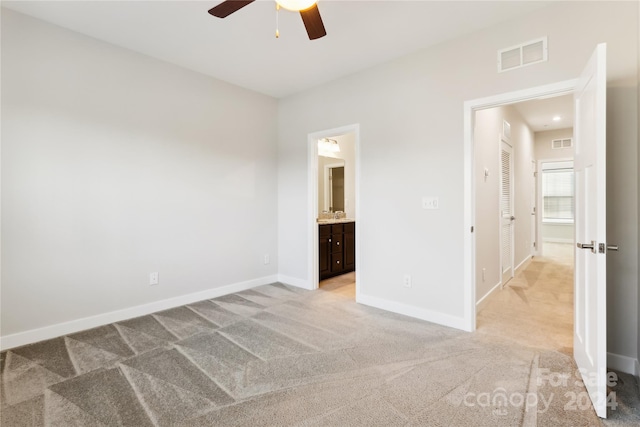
[208,0,255,18]
[300,4,326,40]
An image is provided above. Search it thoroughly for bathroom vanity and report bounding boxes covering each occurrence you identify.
[319,220,355,280]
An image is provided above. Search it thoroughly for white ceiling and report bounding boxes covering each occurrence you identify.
[3,0,554,98]
[513,94,574,132]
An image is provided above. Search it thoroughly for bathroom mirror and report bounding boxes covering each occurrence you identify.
[318,157,345,214]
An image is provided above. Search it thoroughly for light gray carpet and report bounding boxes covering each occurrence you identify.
[1,282,638,426]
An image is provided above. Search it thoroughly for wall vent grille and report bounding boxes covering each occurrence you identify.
[551,138,573,149]
[498,37,548,72]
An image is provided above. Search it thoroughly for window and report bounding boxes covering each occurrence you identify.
[542,161,574,223]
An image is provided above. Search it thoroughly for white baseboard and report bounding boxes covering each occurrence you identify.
[514,256,532,274]
[476,281,502,312]
[607,352,640,376]
[277,274,314,290]
[0,275,278,351]
[356,293,466,331]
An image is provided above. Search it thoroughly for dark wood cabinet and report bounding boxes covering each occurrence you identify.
[319,225,331,278]
[344,222,355,271]
[319,222,355,280]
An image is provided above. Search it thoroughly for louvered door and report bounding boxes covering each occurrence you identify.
[500,140,514,285]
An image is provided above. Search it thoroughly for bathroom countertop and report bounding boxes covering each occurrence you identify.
[317,218,355,224]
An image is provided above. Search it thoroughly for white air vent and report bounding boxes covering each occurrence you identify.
[551,138,573,149]
[498,37,548,72]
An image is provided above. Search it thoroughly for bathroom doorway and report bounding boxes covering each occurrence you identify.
[307,124,360,299]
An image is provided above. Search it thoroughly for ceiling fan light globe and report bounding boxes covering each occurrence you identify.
[276,0,317,12]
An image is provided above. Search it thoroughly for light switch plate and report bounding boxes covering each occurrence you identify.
[422,197,439,210]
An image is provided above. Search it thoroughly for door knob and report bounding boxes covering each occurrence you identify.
[577,241,596,253]
[598,243,619,253]
[510,216,516,221]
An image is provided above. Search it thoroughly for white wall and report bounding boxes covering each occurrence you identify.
[1,10,279,338]
[277,1,638,362]
[474,105,535,302]
[535,128,574,160]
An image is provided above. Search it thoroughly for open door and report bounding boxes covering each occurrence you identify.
[574,43,609,418]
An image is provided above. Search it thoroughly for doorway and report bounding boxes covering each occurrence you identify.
[472,93,575,352]
[462,79,577,332]
[307,124,360,299]
[465,44,609,419]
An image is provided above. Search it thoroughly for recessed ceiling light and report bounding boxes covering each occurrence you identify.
[552,116,561,121]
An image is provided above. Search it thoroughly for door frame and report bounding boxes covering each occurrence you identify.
[463,79,577,332]
[307,124,361,293]
[531,159,538,257]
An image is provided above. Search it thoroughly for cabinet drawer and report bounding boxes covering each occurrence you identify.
[331,224,344,234]
[330,253,343,273]
[319,224,331,237]
[331,234,343,253]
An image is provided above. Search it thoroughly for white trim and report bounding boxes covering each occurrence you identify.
[476,281,502,312]
[464,79,578,332]
[0,275,277,351]
[514,256,532,274]
[542,237,574,244]
[542,219,574,225]
[307,124,360,293]
[277,274,313,290]
[607,352,640,376]
[357,293,467,331]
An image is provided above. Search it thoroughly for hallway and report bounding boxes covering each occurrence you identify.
[476,243,574,353]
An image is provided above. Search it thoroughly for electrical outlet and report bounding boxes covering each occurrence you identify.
[403,274,412,288]
[482,268,486,282]
[149,272,159,286]
[263,254,270,265]
[422,197,439,210]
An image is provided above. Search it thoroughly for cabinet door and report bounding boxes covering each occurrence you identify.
[331,253,344,274]
[331,233,343,254]
[344,231,355,271]
[319,225,331,279]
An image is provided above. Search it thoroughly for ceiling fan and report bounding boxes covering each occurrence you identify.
[208,0,327,40]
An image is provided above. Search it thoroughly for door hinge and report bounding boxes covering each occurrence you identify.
[471,226,474,233]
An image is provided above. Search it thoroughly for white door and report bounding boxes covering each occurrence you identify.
[531,160,537,256]
[500,140,514,285]
[574,43,609,418]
